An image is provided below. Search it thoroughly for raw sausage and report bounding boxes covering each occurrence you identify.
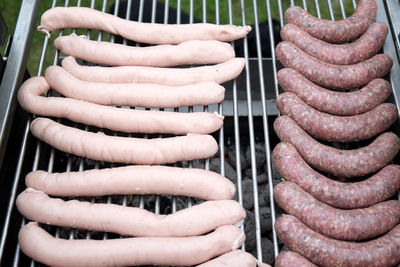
[17,188,245,237]
[277,68,392,116]
[197,250,270,267]
[19,222,245,267]
[272,142,400,209]
[273,116,400,177]
[18,77,223,135]
[25,166,235,200]
[275,41,393,89]
[284,0,377,43]
[38,7,251,44]
[45,66,225,107]
[30,117,218,165]
[275,214,400,267]
[274,181,400,241]
[275,251,317,267]
[280,22,387,64]
[55,34,235,67]
[277,92,397,142]
[61,56,245,85]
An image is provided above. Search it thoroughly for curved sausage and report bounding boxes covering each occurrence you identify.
[277,68,392,116]
[274,181,400,241]
[18,77,223,135]
[277,92,398,142]
[55,34,234,67]
[275,41,393,89]
[61,56,245,85]
[38,7,251,43]
[280,22,387,65]
[273,116,400,177]
[17,189,245,237]
[275,214,400,267]
[30,117,218,165]
[275,251,317,267]
[45,66,225,107]
[25,166,235,200]
[272,142,400,209]
[197,250,270,267]
[284,0,377,43]
[19,222,245,267]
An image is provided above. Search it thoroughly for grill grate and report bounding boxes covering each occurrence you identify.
[1,0,400,266]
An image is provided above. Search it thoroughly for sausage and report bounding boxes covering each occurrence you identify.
[275,251,317,267]
[19,222,245,267]
[275,214,400,267]
[30,117,218,165]
[272,142,400,209]
[277,92,398,142]
[280,22,387,65]
[273,116,400,177]
[274,181,400,241]
[17,188,245,237]
[38,7,251,44]
[277,68,392,116]
[284,0,377,43]
[18,77,223,135]
[25,166,235,200]
[197,250,270,267]
[45,66,226,107]
[275,41,393,89]
[55,34,235,67]
[61,56,245,85]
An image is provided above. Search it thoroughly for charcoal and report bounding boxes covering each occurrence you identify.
[258,187,270,207]
[257,172,268,184]
[227,147,249,170]
[244,210,256,251]
[250,238,275,265]
[245,143,266,169]
[244,166,263,178]
[259,207,272,234]
[269,159,282,186]
[242,179,254,210]
[210,157,237,182]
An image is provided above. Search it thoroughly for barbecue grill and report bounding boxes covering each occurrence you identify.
[1,0,400,266]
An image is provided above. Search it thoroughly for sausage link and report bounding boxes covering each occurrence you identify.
[275,214,400,267]
[19,222,245,267]
[277,92,398,142]
[274,181,400,241]
[275,251,317,267]
[273,116,400,177]
[280,22,387,65]
[284,0,377,43]
[275,41,393,89]
[30,117,218,165]
[277,68,392,116]
[273,142,400,209]
[197,250,269,267]
[55,34,234,67]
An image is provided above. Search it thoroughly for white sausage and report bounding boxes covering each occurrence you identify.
[30,117,218,164]
[18,77,223,135]
[25,166,235,200]
[38,7,251,44]
[197,250,271,267]
[17,189,245,237]
[19,222,245,267]
[55,34,235,67]
[44,66,225,107]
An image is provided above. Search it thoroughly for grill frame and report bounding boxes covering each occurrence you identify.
[0,0,400,266]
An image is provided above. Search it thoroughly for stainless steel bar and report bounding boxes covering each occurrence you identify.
[177,0,181,24]
[290,0,294,7]
[202,0,206,23]
[302,0,308,11]
[164,0,169,23]
[277,0,284,28]
[327,0,335,20]
[338,0,347,18]
[314,0,322,19]
[385,0,400,60]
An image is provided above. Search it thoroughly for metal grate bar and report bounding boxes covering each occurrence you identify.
[314,0,322,19]
[327,0,335,20]
[338,0,347,18]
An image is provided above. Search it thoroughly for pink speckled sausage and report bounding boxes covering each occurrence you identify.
[30,117,218,165]
[17,189,245,237]
[274,181,400,241]
[273,142,400,209]
[197,250,270,267]
[44,66,225,107]
[25,166,235,200]
[18,77,223,135]
[284,0,377,43]
[273,116,400,178]
[277,68,392,116]
[280,22,387,65]
[275,251,317,267]
[277,92,398,142]
[275,214,400,267]
[38,7,251,44]
[55,34,235,67]
[276,41,393,89]
[19,222,245,267]
[62,56,245,85]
